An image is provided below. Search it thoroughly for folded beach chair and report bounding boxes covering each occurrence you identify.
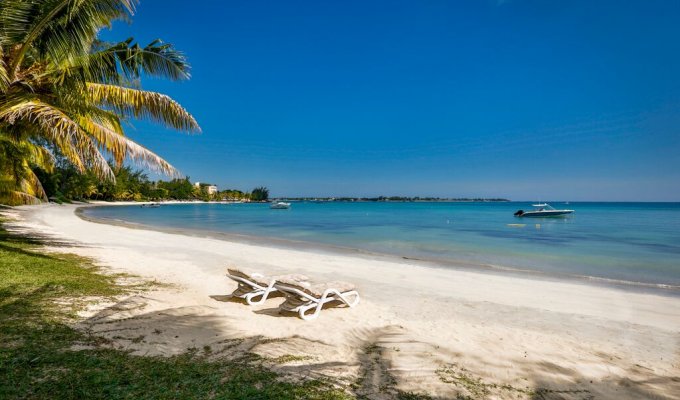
[274,279,360,321]
[226,268,308,306]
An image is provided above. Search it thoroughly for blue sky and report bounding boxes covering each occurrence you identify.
[102,0,680,201]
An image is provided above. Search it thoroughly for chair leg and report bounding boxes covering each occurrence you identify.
[299,302,323,321]
[297,290,361,320]
[298,291,334,320]
[245,281,277,305]
[339,290,360,308]
[245,290,266,305]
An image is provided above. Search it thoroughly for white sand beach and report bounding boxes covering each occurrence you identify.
[4,203,679,399]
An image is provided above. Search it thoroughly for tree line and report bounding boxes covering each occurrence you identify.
[35,162,268,203]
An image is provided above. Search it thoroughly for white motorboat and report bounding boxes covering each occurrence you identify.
[514,203,573,217]
[270,201,291,209]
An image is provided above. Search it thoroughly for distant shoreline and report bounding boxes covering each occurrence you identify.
[60,199,680,205]
[271,197,511,202]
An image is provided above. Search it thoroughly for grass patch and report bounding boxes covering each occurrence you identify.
[436,363,592,400]
[267,354,315,364]
[0,217,350,399]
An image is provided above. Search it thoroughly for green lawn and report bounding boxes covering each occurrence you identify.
[0,216,351,400]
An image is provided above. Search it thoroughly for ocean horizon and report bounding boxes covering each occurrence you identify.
[82,201,680,291]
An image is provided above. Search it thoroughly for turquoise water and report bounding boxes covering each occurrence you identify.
[83,202,680,288]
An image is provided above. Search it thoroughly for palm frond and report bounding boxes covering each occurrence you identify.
[6,0,137,76]
[0,0,37,47]
[0,98,89,172]
[53,134,86,172]
[24,141,56,172]
[76,38,190,83]
[78,129,115,181]
[0,98,79,143]
[0,137,48,204]
[79,116,181,177]
[87,83,200,132]
[0,45,8,91]
[21,164,48,200]
[0,188,42,205]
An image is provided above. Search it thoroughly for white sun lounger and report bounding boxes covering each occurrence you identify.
[274,279,360,321]
[226,268,308,306]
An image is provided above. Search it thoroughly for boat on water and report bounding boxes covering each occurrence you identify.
[141,203,161,208]
[270,201,291,209]
[514,203,573,217]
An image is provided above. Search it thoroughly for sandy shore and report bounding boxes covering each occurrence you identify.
[4,203,679,399]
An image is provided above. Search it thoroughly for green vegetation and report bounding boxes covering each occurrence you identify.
[0,0,200,205]
[435,363,591,399]
[35,162,196,202]
[0,216,351,399]
[32,161,266,202]
[250,186,270,202]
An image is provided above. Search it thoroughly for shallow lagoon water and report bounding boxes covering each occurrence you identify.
[83,202,680,288]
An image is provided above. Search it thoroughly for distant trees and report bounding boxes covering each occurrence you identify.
[100,167,152,201]
[32,163,267,203]
[35,163,155,202]
[250,187,269,202]
[219,189,248,201]
[157,178,196,200]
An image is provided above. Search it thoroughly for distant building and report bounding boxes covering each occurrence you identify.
[194,182,218,195]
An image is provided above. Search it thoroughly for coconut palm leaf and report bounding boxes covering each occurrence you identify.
[0,187,42,205]
[0,98,81,143]
[0,98,101,176]
[79,115,180,177]
[0,138,48,204]
[5,0,136,75]
[0,46,8,91]
[85,38,191,83]
[0,0,36,47]
[21,163,48,200]
[77,129,115,180]
[87,83,200,132]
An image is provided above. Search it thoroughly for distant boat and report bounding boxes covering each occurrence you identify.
[270,201,291,209]
[141,203,161,208]
[514,203,573,217]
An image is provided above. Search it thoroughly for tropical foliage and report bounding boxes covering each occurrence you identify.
[0,0,200,205]
[250,186,269,202]
[37,162,260,202]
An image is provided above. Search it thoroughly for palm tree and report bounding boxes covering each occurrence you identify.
[0,0,200,204]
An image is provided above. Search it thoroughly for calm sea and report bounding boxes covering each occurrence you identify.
[82,202,680,289]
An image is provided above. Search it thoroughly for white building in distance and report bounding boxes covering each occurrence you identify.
[194,182,218,195]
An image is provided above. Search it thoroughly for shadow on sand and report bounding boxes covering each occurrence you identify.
[69,293,680,399]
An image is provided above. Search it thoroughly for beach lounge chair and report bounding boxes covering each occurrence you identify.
[226,268,308,305]
[274,279,360,321]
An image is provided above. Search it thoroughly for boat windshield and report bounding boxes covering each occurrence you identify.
[531,203,556,211]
